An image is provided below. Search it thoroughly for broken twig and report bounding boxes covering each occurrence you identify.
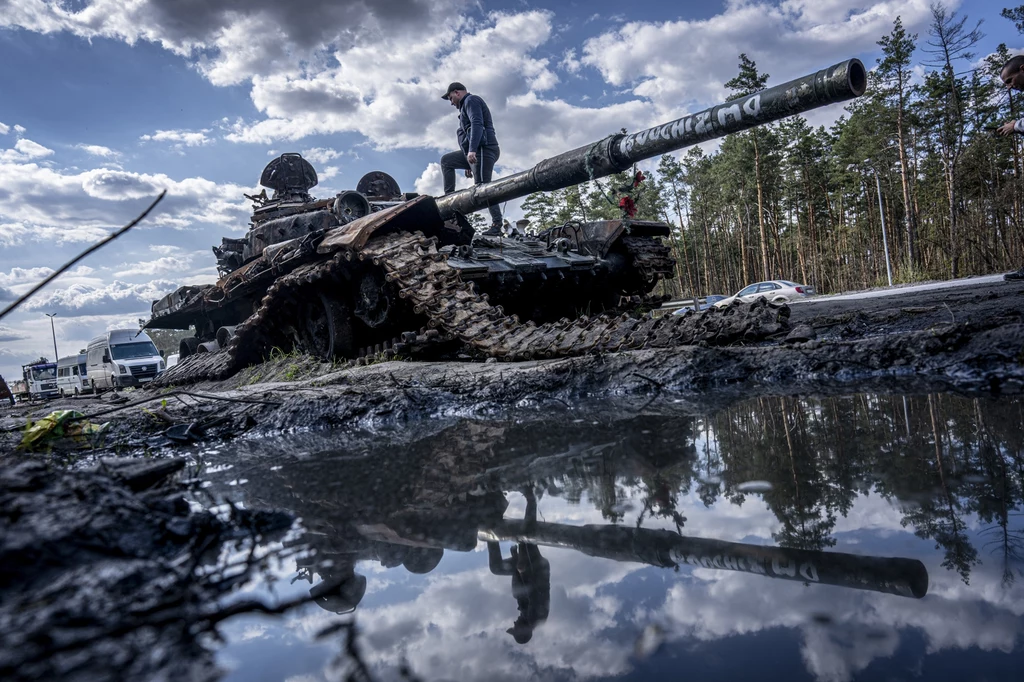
[0,191,167,321]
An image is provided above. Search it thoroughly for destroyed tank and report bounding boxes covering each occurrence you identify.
[148,59,866,381]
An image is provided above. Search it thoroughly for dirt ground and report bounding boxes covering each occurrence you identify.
[2,275,1021,453]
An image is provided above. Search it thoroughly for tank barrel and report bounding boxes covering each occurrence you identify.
[436,58,866,220]
[480,520,927,599]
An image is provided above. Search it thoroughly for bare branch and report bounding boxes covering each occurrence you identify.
[0,191,167,322]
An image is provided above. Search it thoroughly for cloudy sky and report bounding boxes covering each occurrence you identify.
[0,0,1019,381]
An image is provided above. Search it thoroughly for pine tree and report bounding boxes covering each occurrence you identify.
[876,16,920,268]
[657,155,697,295]
[725,54,775,280]
[922,2,984,277]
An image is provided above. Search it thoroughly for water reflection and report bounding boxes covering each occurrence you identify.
[487,487,550,643]
[200,394,1024,681]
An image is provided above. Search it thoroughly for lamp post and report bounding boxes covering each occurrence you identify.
[872,168,894,287]
[852,158,894,287]
[45,313,58,362]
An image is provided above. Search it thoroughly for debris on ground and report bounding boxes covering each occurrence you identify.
[0,459,296,682]
[16,409,108,452]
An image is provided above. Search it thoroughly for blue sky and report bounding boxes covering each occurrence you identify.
[0,0,1020,381]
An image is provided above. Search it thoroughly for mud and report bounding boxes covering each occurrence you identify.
[2,277,1021,452]
[0,458,294,682]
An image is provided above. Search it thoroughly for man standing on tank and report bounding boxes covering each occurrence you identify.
[994,55,1024,280]
[440,82,503,236]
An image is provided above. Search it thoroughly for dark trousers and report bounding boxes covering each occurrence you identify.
[441,145,502,226]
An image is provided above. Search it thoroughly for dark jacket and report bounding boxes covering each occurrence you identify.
[458,93,499,154]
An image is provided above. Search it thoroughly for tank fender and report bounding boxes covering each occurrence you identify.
[317,195,447,254]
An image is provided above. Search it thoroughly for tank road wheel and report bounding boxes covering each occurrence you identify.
[353,268,394,329]
[296,292,354,360]
[179,336,200,359]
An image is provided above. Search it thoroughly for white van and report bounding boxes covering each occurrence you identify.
[56,353,92,397]
[86,329,165,391]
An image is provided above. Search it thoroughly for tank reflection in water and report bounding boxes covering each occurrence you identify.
[196,394,1024,681]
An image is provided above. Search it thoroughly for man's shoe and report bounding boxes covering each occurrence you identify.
[481,224,502,237]
[1005,267,1024,281]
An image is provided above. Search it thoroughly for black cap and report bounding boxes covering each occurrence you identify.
[441,82,466,100]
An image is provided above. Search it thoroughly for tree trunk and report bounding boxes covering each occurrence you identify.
[754,135,770,279]
[896,94,917,268]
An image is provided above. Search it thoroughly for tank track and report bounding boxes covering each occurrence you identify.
[619,235,677,282]
[156,231,789,385]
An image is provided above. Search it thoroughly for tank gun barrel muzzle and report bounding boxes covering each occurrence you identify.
[436,58,867,220]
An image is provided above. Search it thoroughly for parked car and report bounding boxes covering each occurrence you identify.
[671,295,728,315]
[713,280,815,308]
[56,353,93,398]
[86,329,165,392]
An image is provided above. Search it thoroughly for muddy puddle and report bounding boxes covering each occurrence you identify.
[177,392,1024,681]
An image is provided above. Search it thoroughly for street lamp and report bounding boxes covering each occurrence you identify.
[850,159,894,287]
[45,313,59,363]
[869,165,894,288]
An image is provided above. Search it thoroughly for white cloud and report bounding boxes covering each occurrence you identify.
[139,129,212,147]
[0,0,473,86]
[0,121,9,135]
[0,266,55,288]
[579,0,938,113]
[76,143,118,158]
[0,160,251,245]
[114,255,193,277]
[148,244,184,255]
[225,10,561,157]
[413,162,445,196]
[301,147,342,165]
[0,138,55,163]
[413,160,502,196]
[560,48,581,75]
[21,279,180,316]
[0,324,28,342]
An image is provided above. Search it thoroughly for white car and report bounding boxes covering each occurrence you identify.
[714,280,815,308]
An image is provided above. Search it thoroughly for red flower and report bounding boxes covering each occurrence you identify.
[619,195,637,217]
[633,170,646,187]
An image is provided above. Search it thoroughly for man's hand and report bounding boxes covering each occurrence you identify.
[998,121,1019,136]
[466,151,478,164]
[464,169,473,178]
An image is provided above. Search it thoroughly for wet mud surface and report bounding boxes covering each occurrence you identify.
[0,458,294,681]
[3,277,1021,450]
[1,277,1022,681]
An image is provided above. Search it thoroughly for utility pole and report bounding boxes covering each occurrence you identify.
[873,169,894,287]
[854,158,895,287]
[45,313,59,362]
